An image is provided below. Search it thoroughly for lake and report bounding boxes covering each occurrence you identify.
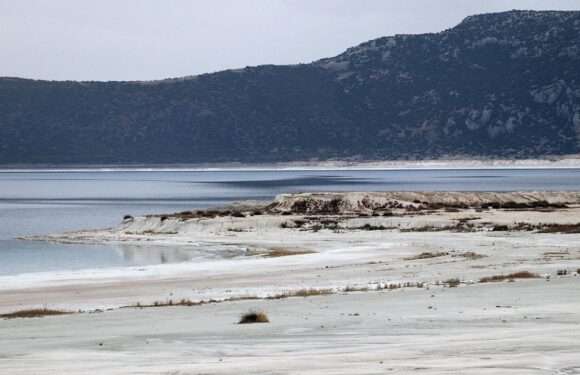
[1,168,578,275]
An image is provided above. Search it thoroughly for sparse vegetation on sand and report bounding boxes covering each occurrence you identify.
[444,278,461,287]
[377,281,425,290]
[263,248,317,257]
[343,285,369,292]
[401,224,476,233]
[537,224,580,234]
[405,251,448,260]
[269,288,334,299]
[127,289,334,310]
[0,307,72,319]
[238,311,269,324]
[129,295,261,308]
[479,271,540,283]
[457,252,487,260]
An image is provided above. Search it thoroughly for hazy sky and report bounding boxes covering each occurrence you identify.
[1,0,578,81]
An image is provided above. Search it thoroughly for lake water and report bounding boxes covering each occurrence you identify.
[1,168,579,275]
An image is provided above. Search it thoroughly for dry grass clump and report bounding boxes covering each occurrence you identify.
[543,251,569,258]
[537,224,580,234]
[132,298,202,308]
[269,288,333,299]
[479,271,540,283]
[130,295,262,309]
[264,248,316,257]
[405,251,448,260]
[238,311,269,324]
[225,295,261,302]
[377,281,424,290]
[444,278,461,287]
[402,224,475,233]
[129,289,333,310]
[0,307,72,319]
[343,285,369,292]
[459,252,487,260]
[355,224,394,231]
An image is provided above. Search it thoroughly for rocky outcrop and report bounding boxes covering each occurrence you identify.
[270,191,580,214]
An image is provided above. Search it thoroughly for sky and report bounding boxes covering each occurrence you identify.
[0,0,578,81]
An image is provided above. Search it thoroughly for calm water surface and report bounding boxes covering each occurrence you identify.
[0,168,578,275]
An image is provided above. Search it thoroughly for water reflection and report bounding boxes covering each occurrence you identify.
[113,243,247,264]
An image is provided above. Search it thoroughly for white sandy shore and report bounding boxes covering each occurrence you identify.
[1,156,579,171]
[1,192,579,374]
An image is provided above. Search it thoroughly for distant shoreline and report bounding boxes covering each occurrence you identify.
[0,157,579,172]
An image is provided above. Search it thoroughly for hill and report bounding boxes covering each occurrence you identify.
[0,10,579,165]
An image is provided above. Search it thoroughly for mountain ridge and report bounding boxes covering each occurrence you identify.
[0,10,579,165]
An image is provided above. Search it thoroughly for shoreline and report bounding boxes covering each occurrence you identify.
[2,191,579,373]
[1,157,580,172]
[6,190,579,311]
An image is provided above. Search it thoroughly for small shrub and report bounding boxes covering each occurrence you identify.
[402,224,475,233]
[444,278,461,287]
[356,224,392,231]
[160,215,168,222]
[123,215,134,221]
[343,285,369,292]
[480,271,539,283]
[238,311,269,324]
[0,307,72,319]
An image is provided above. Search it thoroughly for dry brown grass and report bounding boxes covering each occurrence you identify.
[401,224,475,233]
[459,252,487,260]
[479,271,540,283]
[443,278,461,287]
[128,289,334,310]
[405,251,448,260]
[537,224,580,234]
[0,307,72,319]
[377,281,424,290]
[263,248,317,257]
[225,295,261,302]
[129,295,261,309]
[343,285,369,292]
[238,311,269,324]
[269,288,334,299]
